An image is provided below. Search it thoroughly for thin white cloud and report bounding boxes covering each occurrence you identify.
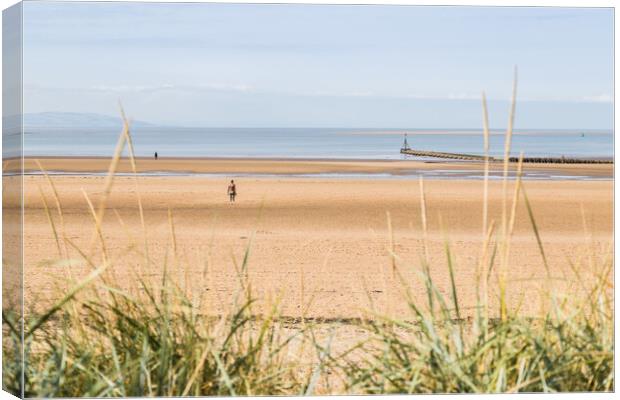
[402,92,613,103]
[88,83,253,93]
[23,83,612,104]
[518,94,613,104]
[445,92,481,100]
[309,90,376,97]
[89,84,174,92]
[580,94,613,103]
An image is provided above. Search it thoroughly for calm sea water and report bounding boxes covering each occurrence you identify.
[24,127,613,160]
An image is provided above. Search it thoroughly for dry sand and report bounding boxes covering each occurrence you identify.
[14,158,613,322]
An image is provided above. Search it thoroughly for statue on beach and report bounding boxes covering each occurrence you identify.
[228,180,237,203]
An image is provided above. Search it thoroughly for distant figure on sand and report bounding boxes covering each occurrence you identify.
[154,151,158,160]
[228,180,237,202]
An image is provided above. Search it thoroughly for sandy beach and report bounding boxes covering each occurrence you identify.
[14,157,612,322]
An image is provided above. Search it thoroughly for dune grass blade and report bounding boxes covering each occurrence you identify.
[481,91,490,238]
[25,263,109,338]
[35,159,71,261]
[418,177,435,314]
[501,66,518,239]
[119,105,150,267]
[87,117,128,254]
[37,186,62,258]
[521,185,551,277]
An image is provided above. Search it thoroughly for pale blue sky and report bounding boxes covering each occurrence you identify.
[22,2,613,128]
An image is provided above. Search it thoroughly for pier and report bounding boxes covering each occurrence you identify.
[400,148,492,161]
[400,135,613,164]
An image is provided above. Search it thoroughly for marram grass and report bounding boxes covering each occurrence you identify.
[2,89,614,396]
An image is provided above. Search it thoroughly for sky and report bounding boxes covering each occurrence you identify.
[21,2,614,129]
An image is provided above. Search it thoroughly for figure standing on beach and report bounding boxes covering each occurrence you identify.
[154,151,158,160]
[227,180,237,202]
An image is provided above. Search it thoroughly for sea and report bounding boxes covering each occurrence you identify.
[20,127,613,181]
[23,127,614,160]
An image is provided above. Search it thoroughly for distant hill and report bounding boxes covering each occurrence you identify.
[19,112,158,129]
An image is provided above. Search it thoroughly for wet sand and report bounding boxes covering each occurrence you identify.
[23,156,614,178]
